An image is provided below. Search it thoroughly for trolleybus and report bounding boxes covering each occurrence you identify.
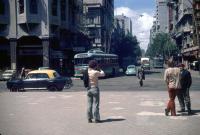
[74,49,119,78]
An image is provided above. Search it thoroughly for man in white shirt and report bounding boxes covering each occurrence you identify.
[87,60,105,123]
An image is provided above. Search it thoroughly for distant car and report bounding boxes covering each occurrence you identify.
[7,69,72,92]
[1,70,17,81]
[38,67,51,70]
[125,65,137,76]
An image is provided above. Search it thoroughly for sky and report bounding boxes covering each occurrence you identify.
[114,0,156,51]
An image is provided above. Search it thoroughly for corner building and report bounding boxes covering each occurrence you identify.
[0,0,90,76]
[83,0,114,53]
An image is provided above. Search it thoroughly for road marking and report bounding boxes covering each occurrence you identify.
[111,107,125,110]
[59,95,73,98]
[48,96,56,99]
[106,116,125,119]
[169,116,187,120]
[63,107,73,109]
[28,102,38,105]
[137,111,164,116]
[109,101,120,104]
[17,95,28,98]
[9,113,15,116]
[140,101,165,107]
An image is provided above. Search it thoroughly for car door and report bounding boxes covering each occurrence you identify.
[23,74,38,89]
[35,73,49,89]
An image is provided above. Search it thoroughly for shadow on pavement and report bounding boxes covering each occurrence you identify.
[177,110,200,116]
[100,118,126,123]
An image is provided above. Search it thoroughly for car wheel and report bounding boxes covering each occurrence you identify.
[64,83,71,89]
[48,86,58,91]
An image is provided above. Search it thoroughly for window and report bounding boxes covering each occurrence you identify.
[53,72,60,78]
[30,0,38,14]
[61,0,66,20]
[19,0,24,14]
[37,73,49,79]
[0,0,5,15]
[51,0,57,16]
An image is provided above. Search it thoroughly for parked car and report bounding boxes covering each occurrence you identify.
[1,70,17,81]
[38,67,51,70]
[7,69,72,92]
[125,65,137,76]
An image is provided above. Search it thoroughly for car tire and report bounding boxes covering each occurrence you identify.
[64,83,71,89]
[48,85,58,91]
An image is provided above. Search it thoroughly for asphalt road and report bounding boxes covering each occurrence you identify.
[1,68,199,92]
[0,69,200,135]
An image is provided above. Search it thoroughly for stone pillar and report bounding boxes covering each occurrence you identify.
[42,38,50,67]
[10,39,17,70]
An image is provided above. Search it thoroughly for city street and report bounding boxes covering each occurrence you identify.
[0,69,200,135]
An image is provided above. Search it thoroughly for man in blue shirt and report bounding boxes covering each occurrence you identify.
[177,64,192,115]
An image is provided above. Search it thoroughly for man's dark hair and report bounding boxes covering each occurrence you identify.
[89,60,98,69]
[167,60,174,67]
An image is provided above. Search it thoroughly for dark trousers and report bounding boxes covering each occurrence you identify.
[167,88,178,116]
[177,88,191,111]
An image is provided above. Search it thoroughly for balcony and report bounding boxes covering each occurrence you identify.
[181,45,199,54]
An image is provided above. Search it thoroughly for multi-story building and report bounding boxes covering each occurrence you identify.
[193,0,200,65]
[83,0,114,53]
[0,0,90,75]
[155,0,169,33]
[149,21,157,45]
[167,0,197,68]
[114,14,132,36]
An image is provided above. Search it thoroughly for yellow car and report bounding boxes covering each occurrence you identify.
[7,69,72,91]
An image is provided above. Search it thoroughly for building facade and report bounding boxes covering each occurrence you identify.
[193,0,200,66]
[167,0,198,68]
[155,0,169,33]
[0,0,90,75]
[83,0,114,53]
[114,14,132,36]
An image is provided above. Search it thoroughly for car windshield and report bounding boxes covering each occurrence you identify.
[128,66,135,69]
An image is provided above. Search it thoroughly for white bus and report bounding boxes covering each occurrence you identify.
[153,56,164,68]
[141,57,150,70]
[74,49,119,78]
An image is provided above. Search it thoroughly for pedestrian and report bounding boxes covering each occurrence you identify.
[84,60,105,123]
[164,60,181,116]
[20,67,26,79]
[177,63,192,115]
[137,65,145,80]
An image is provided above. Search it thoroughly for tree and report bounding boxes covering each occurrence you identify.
[111,32,141,68]
[146,33,177,59]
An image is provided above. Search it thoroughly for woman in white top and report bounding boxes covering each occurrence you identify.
[87,60,105,123]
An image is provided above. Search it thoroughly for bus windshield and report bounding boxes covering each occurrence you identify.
[74,58,90,66]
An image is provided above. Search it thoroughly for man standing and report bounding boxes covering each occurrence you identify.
[85,60,105,123]
[177,64,192,115]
